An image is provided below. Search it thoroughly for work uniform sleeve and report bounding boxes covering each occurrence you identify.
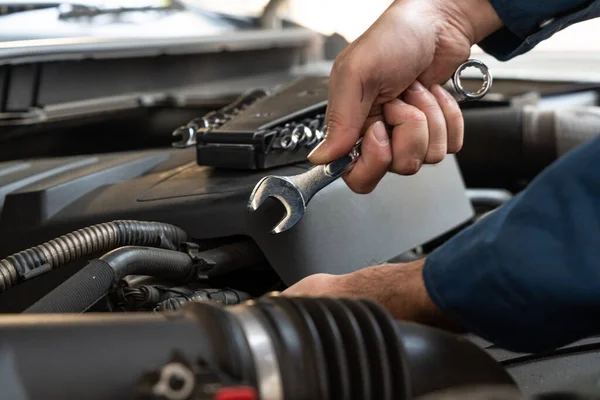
[423,134,600,353]
[479,0,600,60]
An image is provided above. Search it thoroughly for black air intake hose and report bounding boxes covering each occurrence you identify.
[10,297,515,400]
[459,106,600,185]
[0,220,187,293]
[25,246,194,314]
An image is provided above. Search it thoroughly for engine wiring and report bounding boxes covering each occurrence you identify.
[112,284,252,312]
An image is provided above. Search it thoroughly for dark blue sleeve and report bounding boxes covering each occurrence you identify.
[423,135,600,353]
[479,0,600,60]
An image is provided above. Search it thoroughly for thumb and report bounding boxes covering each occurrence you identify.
[308,57,378,165]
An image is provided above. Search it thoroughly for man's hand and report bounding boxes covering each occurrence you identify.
[283,259,462,330]
[308,0,503,194]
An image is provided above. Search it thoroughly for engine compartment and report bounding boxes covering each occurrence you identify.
[1,31,600,400]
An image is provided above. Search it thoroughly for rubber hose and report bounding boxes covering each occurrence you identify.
[1,298,515,400]
[458,107,524,180]
[0,220,188,293]
[25,246,194,314]
[196,240,267,278]
[459,106,600,185]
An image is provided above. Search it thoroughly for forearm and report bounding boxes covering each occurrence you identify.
[334,260,451,328]
[282,257,462,331]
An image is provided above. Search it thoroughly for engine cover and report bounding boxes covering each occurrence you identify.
[0,149,473,280]
[0,147,472,308]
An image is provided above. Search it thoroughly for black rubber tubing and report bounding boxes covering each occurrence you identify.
[25,246,195,314]
[0,220,188,293]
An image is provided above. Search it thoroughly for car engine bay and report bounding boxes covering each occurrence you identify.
[1,16,600,400]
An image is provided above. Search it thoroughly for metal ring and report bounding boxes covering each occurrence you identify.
[292,124,311,146]
[304,120,321,147]
[452,59,493,101]
[279,132,299,151]
[230,304,283,400]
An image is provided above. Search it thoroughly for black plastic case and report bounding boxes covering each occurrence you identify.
[195,76,330,170]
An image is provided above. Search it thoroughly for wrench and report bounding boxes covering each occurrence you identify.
[248,59,492,234]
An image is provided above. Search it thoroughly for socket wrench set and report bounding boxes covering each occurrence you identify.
[173,76,330,170]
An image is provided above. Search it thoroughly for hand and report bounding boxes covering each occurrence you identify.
[282,259,461,330]
[308,0,503,194]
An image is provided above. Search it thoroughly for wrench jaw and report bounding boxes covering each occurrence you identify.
[248,176,307,234]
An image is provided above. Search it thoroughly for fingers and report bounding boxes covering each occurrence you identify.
[307,46,380,165]
[382,83,463,174]
[383,99,429,175]
[431,84,464,153]
[402,81,447,163]
[343,121,392,194]
[342,84,463,194]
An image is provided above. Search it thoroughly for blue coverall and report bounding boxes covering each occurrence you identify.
[423,0,600,353]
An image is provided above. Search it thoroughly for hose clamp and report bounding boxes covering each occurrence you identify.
[230,303,283,400]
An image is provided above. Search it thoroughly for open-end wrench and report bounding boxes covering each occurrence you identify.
[248,59,492,234]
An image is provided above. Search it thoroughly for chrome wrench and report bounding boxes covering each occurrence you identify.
[248,59,492,234]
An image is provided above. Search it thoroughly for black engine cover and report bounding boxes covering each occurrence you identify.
[0,147,472,311]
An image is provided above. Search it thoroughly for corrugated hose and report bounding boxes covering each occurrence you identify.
[0,220,188,293]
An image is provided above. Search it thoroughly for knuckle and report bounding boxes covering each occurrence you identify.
[331,59,345,79]
[392,158,422,176]
[333,54,359,77]
[354,185,376,195]
[382,101,397,116]
[333,51,378,86]
[424,146,447,164]
[331,49,349,74]
[447,136,464,153]
[406,108,428,125]
[405,86,433,102]
[346,178,376,195]
[425,154,445,164]
[422,102,442,116]
[375,148,393,166]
